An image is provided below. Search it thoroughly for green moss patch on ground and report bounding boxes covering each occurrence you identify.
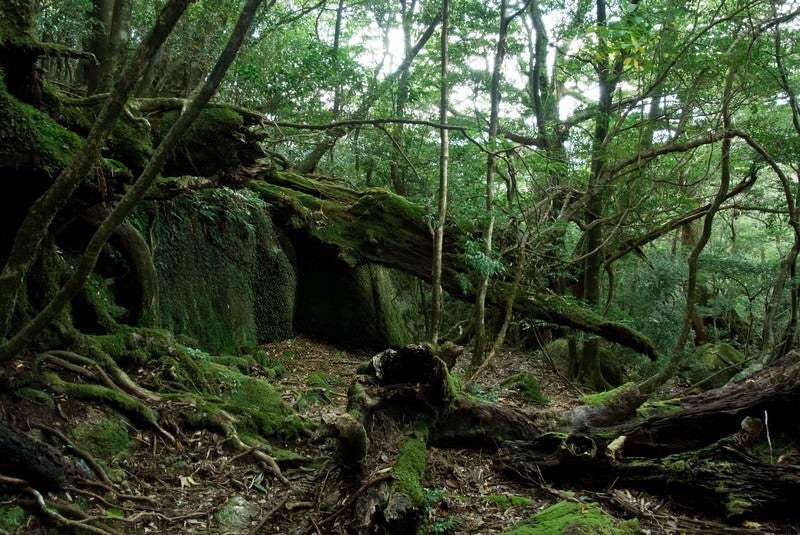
[500,501,639,535]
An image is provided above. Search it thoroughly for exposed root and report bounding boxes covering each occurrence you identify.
[39,356,175,444]
[46,349,162,402]
[33,424,114,487]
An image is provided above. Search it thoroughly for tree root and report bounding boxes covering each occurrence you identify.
[39,353,175,444]
[32,424,114,487]
[197,409,291,486]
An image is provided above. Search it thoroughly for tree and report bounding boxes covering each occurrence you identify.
[430,0,450,344]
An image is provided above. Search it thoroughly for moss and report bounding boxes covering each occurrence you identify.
[501,501,639,535]
[131,188,295,353]
[156,106,243,146]
[485,494,533,507]
[725,495,752,517]
[502,371,549,404]
[636,398,682,419]
[108,116,152,172]
[0,502,27,532]
[14,387,55,409]
[392,434,428,507]
[78,273,129,332]
[199,361,307,440]
[684,343,746,389]
[46,372,158,424]
[0,82,84,174]
[72,416,131,461]
[581,382,636,406]
[292,246,412,350]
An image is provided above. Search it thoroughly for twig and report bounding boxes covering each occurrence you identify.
[29,487,117,535]
[249,493,289,535]
[764,410,773,463]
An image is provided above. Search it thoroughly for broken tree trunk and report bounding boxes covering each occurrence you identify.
[245,166,658,360]
[495,353,800,521]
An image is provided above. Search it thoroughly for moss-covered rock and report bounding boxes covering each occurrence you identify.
[0,77,83,175]
[500,501,639,535]
[131,187,295,353]
[683,342,746,389]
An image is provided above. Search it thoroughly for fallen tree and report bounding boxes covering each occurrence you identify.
[245,164,660,360]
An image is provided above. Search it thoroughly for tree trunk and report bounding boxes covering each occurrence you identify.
[343,342,800,528]
[430,0,449,344]
[245,168,660,359]
[84,0,114,94]
[471,0,507,369]
[0,0,40,105]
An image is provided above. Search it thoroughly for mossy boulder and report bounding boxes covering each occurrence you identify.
[683,342,746,389]
[501,501,639,535]
[292,235,412,350]
[131,187,295,353]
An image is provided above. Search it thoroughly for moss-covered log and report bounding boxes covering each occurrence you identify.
[246,166,659,359]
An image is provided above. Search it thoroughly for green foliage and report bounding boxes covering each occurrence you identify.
[0,502,26,532]
[462,238,503,279]
[466,383,502,403]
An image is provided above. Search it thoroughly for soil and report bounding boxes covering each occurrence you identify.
[0,336,794,534]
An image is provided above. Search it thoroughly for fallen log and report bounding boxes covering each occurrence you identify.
[246,165,659,359]
[319,345,800,531]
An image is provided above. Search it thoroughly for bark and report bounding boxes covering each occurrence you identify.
[0,0,39,104]
[0,0,192,342]
[345,343,800,528]
[0,422,93,490]
[0,0,266,361]
[84,0,114,94]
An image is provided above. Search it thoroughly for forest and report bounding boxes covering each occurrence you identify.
[1,0,800,533]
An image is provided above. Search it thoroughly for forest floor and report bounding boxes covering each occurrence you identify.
[2,336,793,534]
